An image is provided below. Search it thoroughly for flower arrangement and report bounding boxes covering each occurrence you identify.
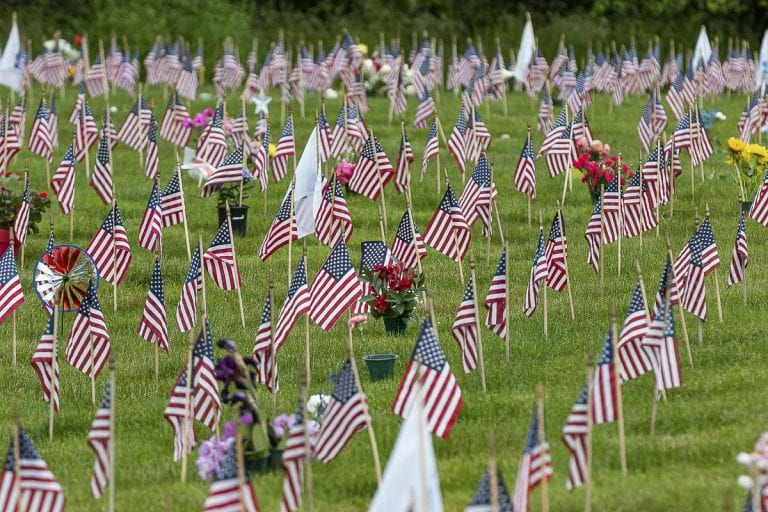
[335,160,355,186]
[0,173,51,235]
[360,260,425,325]
[573,138,633,199]
[182,107,214,130]
[736,432,768,504]
[726,137,768,202]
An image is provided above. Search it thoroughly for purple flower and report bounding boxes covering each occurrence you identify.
[193,113,207,127]
[272,413,296,439]
[203,107,213,117]
[217,338,238,353]
[215,355,237,382]
[222,420,237,441]
[240,413,254,426]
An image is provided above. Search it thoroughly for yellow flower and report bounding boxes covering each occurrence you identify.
[357,43,368,56]
[728,137,746,153]
[268,143,277,158]
[745,143,768,162]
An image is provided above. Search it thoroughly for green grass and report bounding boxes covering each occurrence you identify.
[1,84,765,511]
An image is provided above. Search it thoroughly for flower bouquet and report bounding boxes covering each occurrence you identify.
[726,137,768,211]
[573,138,633,203]
[0,172,51,255]
[360,260,425,335]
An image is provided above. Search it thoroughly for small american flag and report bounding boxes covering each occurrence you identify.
[421,118,439,177]
[259,187,297,262]
[642,296,682,392]
[350,134,394,201]
[65,281,111,378]
[484,248,507,339]
[467,468,511,511]
[86,204,132,286]
[117,97,151,152]
[87,382,113,498]
[392,320,463,439]
[274,257,311,351]
[618,284,653,382]
[727,213,748,287]
[85,56,108,97]
[280,402,307,512]
[654,256,682,314]
[309,241,361,332]
[138,179,163,252]
[447,108,468,174]
[329,104,348,159]
[512,406,554,512]
[423,184,470,261]
[0,119,21,171]
[202,443,260,512]
[352,241,391,315]
[315,360,369,463]
[31,315,60,413]
[28,98,53,163]
[253,292,277,391]
[0,428,65,512]
[545,212,569,292]
[544,123,576,178]
[524,227,548,317]
[0,246,23,325]
[317,109,332,163]
[570,106,593,144]
[137,258,169,353]
[51,144,75,214]
[161,171,185,228]
[452,276,479,373]
[584,198,602,273]
[175,245,202,333]
[665,112,692,155]
[144,115,159,179]
[513,132,536,199]
[394,127,414,193]
[49,95,59,149]
[537,86,554,133]
[192,319,221,429]
[392,210,428,269]
[562,385,589,491]
[195,104,229,174]
[315,178,353,247]
[202,143,245,197]
[538,108,568,155]
[160,94,192,147]
[637,95,654,153]
[91,128,113,205]
[272,115,296,182]
[203,221,241,290]
[749,171,768,226]
[164,366,194,461]
[681,231,707,321]
[459,153,492,229]
[229,105,249,148]
[592,329,618,425]
[13,174,31,245]
[412,89,436,129]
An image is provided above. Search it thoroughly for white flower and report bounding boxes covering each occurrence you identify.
[380,64,391,75]
[405,84,416,97]
[109,106,118,114]
[306,394,330,418]
[738,452,754,466]
[324,88,339,100]
[738,475,754,490]
[715,111,727,121]
[363,58,375,74]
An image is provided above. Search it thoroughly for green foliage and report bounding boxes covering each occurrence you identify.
[0,178,51,234]
[215,180,253,209]
[360,261,425,321]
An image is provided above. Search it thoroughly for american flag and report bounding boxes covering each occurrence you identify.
[665,112,692,156]
[459,153,492,229]
[160,94,192,147]
[28,98,53,162]
[202,143,245,197]
[392,210,428,269]
[681,231,707,321]
[329,104,348,159]
[31,315,60,413]
[570,107,593,144]
[315,178,353,247]
[421,118,439,176]
[253,120,271,188]
[309,241,361,332]
[0,428,65,512]
[727,213,748,287]
[13,174,31,245]
[423,184,470,261]
[622,171,645,238]
[538,108,568,155]
[394,126,414,193]
[447,107,468,173]
[274,257,311,351]
[51,144,75,214]
[352,241,391,315]
[86,203,132,286]
[203,221,241,290]
[653,90,668,134]
[87,382,112,499]
[545,212,569,292]
[229,105,250,148]
[192,319,221,429]
[74,100,99,162]
[144,115,159,179]
[537,86,554,133]
[259,188,297,262]
[349,134,394,200]
[602,176,621,244]
[280,402,307,512]
[253,292,277,391]
[0,119,21,172]
[466,110,491,163]
[618,283,653,382]
[484,248,507,339]
[176,245,202,333]
[562,385,589,491]
[690,109,714,165]
[138,258,169,352]
[91,128,113,205]
[642,296,682,391]
[65,281,110,378]
[513,406,554,512]
[85,56,108,97]
[674,219,720,287]
[117,97,151,152]
[641,146,662,208]
[592,329,618,425]
[195,104,229,174]
[317,109,332,163]
[750,171,768,226]
[413,89,436,129]
[513,131,537,199]
[666,72,686,121]
[138,179,163,252]
[467,468,511,511]
[452,276,479,373]
[161,171,185,228]
[202,442,261,512]
[272,115,295,182]
[0,245,22,327]
[315,360,369,463]
[654,256,682,314]
[176,56,199,100]
[524,227,547,317]
[544,122,575,178]
[49,95,59,149]
[637,95,655,153]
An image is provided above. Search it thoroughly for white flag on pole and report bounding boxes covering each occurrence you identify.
[294,127,325,238]
[691,26,712,71]
[513,17,535,84]
[0,15,22,92]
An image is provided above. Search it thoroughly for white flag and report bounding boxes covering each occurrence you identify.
[513,18,535,84]
[294,127,325,238]
[758,29,768,90]
[0,15,22,92]
[369,399,443,512]
[691,26,712,71]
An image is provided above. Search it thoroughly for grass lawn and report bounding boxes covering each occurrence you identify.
[0,83,765,511]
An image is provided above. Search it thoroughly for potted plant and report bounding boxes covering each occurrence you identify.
[216,178,253,236]
[573,138,633,204]
[726,137,768,213]
[360,260,425,335]
[349,314,399,381]
[0,173,51,255]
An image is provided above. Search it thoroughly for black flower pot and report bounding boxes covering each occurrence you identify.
[589,188,601,205]
[383,317,407,335]
[218,206,249,236]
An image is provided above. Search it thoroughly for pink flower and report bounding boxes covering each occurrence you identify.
[193,113,208,127]
[348,315,368,329]
[203,107,213,117]
[335,160,355,185]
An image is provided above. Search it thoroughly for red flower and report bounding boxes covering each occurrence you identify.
[393,277,412,292]
[39,192,48,199]
[373,294,389,314]
[73,35,83,46]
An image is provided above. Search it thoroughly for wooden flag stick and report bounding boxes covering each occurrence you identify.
[108,358,116,512]
[377,204,387,244]
[704,204,723,323]
[540,213,549,339]
[173,152,192,261]
[504,236,510,363]
[303,242,311,391]
[370,129,389,233]
[8,227,16,366]
[287,178,295,287]
[536,384,550,512]
[89,333,96,404]
[616,155,623,275]
[235,426,247,511]
[611,306,628,475]
[470,253,488,393]
[585,354,595,512]
[557,201,576,320]
[665,238,693,366]
[48,301,59,441]
[345,314,382,483]
[688,106,695,200]
[650,278,673,435]
[300,378,314,512]
[268,271,277,411]
[180,324,197,482]
[225,201,246,328]
[599,184,605,292]
[444,173,465,284]
[693,211,704,346]
[138,83,145,169]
